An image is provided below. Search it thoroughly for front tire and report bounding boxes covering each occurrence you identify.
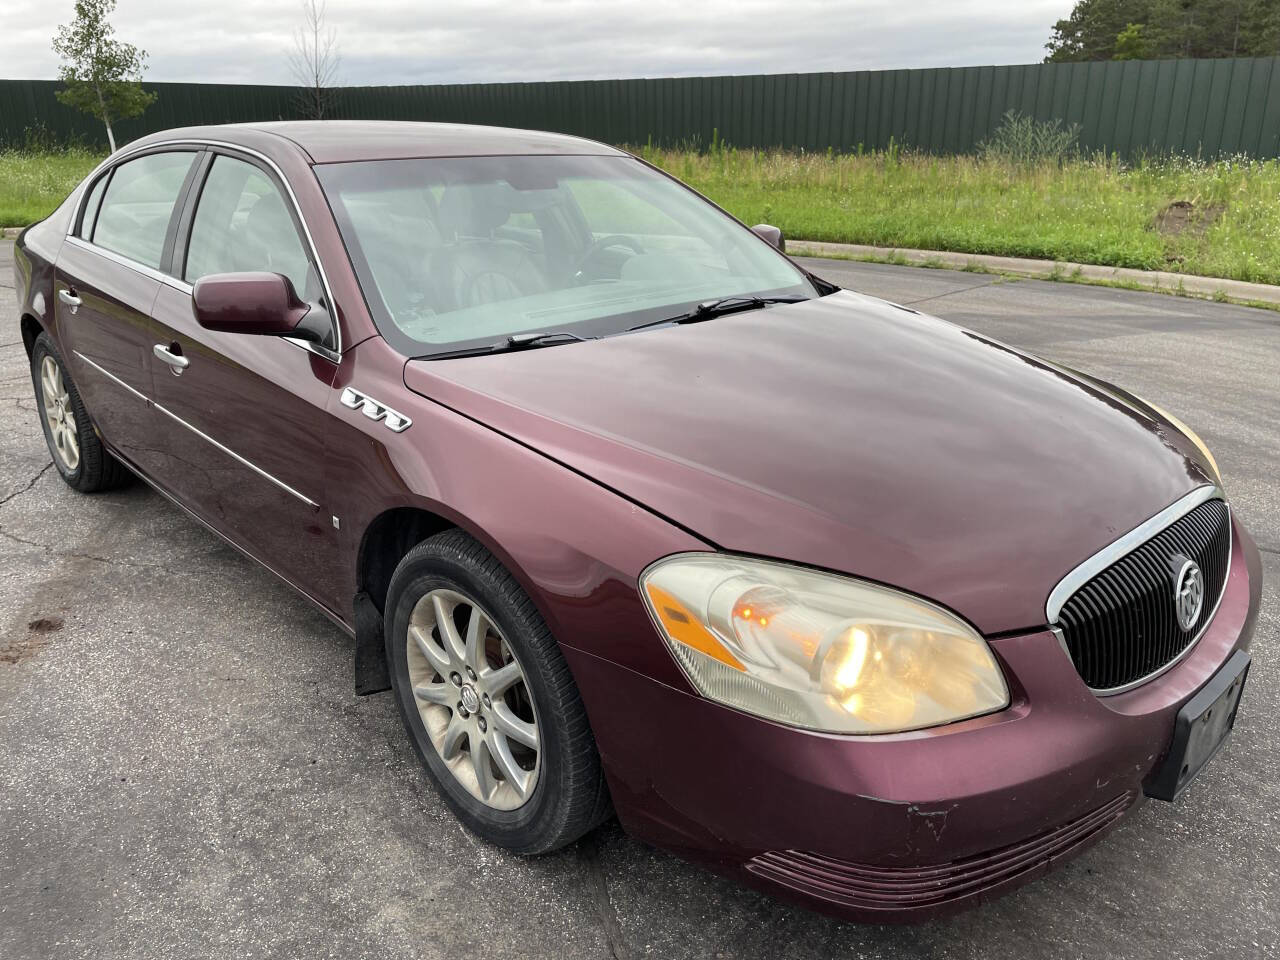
[30,332,131,493]
[385,529,610,854]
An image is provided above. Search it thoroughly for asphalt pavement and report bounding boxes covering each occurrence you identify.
[2,241,1278,959]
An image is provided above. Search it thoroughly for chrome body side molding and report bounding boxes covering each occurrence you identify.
[124,451,353,638]
[73,350,320,509]
[71,350,149,403]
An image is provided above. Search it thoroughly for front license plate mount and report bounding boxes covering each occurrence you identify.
[1145,649,1249,802]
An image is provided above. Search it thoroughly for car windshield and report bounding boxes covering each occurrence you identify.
[315,154,817,356]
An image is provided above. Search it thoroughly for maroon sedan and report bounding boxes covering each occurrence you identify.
[13,122,1261,922]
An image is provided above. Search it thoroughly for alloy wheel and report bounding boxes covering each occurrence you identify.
[406,588,541,810]
[40,355,79,472]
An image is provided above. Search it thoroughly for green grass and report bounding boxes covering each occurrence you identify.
[640,145,1280,287]
[5,144,1280,291]
[0,147,101,230]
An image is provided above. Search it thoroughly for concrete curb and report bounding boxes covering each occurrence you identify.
[790,240,1280,308]
[2,227,20,239]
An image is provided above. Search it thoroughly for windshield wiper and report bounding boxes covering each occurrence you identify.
[626,295,809,332]
[420,331,594,360]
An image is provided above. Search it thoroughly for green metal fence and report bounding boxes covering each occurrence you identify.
[4,56,1280,158]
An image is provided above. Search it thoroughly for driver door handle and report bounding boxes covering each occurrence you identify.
[58,288,82,311]
[153,343,189,374]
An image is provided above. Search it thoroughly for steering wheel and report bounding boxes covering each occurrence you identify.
[573,234,646,280]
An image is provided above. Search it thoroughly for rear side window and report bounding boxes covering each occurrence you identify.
[184,154,315,301]
[78,173,110,240]
[92,152,196,270]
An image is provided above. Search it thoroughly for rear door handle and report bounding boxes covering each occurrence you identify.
[153,343,189,374]
[58,288,81,312]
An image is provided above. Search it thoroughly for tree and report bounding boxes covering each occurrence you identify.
[289,0,340,121]
[1045,0,1280,61]
[1113,22,1150,58]
[1046,0,1152,62]
[52,0,156,153]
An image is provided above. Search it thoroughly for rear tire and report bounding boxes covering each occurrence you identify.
[385,529,611,854]
[31,332,131,493]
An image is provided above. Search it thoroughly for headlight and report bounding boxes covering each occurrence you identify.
[1141,399,1222,486]
[640,554,1009,735]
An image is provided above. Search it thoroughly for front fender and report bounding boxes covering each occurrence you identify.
[327,335,707,693]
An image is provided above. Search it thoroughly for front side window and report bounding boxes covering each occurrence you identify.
[92,151,195,269]
[317,155,814,357]
[184,154,316,302]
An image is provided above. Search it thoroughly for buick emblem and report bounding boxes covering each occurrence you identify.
[460,683,481,715]
[1173,559,1204,632]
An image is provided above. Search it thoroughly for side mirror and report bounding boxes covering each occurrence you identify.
[751,223,785,252]
[191,272,312,336]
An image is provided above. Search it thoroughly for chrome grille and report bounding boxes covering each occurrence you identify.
[1056,498,1230,693]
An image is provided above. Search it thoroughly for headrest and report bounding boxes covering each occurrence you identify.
[243,190,295,240]
[437,182,515,238]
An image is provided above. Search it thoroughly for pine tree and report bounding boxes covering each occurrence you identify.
[1046,0,1280,61]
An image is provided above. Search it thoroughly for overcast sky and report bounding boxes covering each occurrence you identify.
[2,0,1069,85]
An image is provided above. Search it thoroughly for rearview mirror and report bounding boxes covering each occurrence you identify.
[751,223,785,252]
[191,272,312,337]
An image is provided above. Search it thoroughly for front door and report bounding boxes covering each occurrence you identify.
[145,150,344,610]
[54,150,199,474]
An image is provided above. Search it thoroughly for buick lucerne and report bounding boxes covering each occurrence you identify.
[13,122,1262,922]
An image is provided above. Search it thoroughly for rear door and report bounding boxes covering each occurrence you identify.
[55,149,200,473]
[146,149,344,609]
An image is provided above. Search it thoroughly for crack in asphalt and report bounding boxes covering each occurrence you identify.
[0,462,51,506]
[578,834,635,960]
[0,524,167,570]
[900,276,1005,307]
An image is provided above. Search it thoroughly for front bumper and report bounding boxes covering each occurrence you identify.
[566,515,1262,923]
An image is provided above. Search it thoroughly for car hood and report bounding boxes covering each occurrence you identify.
[404,291,1215,634]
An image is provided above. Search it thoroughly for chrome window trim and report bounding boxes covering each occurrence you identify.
[65,235,186,290]
[282,336,341,363]
[65,237,338,364]
[1045,484,1231,697]
[66,137,342,354]
[73,349,320,509]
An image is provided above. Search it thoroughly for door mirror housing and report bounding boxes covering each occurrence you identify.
[751,223,785,252]
[191,272,313,337]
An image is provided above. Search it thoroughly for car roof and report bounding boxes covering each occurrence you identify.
[128,120,626,164]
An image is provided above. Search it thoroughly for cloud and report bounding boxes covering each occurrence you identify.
[5,0,1065,84]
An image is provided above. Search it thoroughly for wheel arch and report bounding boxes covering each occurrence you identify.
[20,312,43,358]
[351,500,567,698]
[356,505,457,616]
[355,499,562,628]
